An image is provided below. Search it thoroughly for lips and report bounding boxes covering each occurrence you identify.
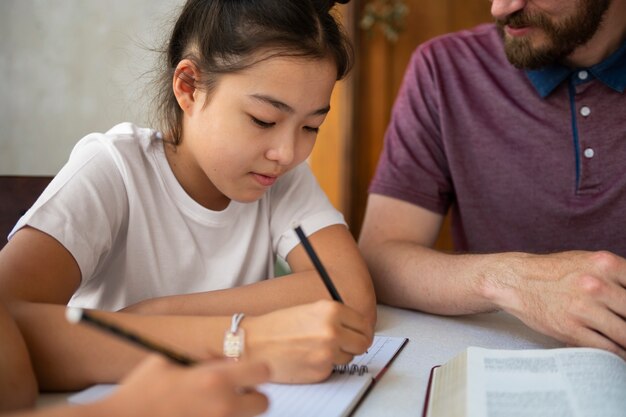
[251,172,278,187]
[505,25,531,37]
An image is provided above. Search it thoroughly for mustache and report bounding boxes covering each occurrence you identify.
[496,10,552,30]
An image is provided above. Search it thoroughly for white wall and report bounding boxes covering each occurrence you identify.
[0,0,185,175]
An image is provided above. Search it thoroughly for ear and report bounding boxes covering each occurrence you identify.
[172,59,200,113]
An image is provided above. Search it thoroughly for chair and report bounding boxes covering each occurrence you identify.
[0,176,53,249]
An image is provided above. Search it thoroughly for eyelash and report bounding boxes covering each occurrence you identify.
[251,117,275,129]
[251,117,319,134]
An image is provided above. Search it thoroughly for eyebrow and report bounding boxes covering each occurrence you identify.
[249,94,331,116]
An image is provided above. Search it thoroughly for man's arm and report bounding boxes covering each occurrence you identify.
[358,194,626,359]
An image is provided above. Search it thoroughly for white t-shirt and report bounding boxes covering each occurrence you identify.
[10,123,345,311]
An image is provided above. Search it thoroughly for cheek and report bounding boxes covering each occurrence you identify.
[210,146,244,172]
[293,136,317,165]
[193,136,239,176]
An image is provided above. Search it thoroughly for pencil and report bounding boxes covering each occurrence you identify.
[293,224,344,303]
[65,307,196,366]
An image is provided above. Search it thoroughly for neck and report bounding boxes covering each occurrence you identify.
[164,141,230,211]
[565,0,626,67]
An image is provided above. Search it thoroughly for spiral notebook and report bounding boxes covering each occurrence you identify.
[69,335,407,417]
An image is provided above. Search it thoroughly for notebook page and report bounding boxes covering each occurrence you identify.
[259,372,370,417]
[68,335,407,417]
[258,335,407,417]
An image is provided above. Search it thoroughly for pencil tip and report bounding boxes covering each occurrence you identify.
[65,307,84,324]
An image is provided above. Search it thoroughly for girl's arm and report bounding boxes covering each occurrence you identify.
[123,224,377,327]
[0,302,38,411]
[0,227,373,390]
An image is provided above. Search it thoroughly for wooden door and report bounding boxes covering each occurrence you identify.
[309,1,493,248]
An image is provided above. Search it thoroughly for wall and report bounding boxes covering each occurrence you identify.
[0,0,184,175]
[0,0,495,243]
[0,0,355,222]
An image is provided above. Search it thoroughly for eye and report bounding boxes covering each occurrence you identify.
[304,126,320,133]
[251,117,275,129]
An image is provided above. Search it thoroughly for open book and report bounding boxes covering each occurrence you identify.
[423,346,626,417]
[70,335,407,417]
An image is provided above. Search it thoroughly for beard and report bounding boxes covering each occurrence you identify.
[496,0,611,69]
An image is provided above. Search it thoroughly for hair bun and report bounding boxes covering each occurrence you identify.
[323,0,351,11]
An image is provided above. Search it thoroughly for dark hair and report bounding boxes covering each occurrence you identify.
[154,0,353,145]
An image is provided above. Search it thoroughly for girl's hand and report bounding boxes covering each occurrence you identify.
[244,300,374,383]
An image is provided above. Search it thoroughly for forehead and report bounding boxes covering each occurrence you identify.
[213,55,337,109]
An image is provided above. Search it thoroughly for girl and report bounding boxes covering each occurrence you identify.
[0,0,375,393]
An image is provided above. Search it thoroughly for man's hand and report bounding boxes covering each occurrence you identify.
[486,250,626,359]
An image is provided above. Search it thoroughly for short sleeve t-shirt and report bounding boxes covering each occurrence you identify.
[11,123,345,310]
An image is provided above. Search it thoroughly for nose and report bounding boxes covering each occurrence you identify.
[490,0,526,20]
[265,134,295,166]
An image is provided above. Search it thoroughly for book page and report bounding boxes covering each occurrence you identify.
[466,347,626,417]
[426,351,467,417]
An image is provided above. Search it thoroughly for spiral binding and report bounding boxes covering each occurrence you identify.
[333,363,369,376]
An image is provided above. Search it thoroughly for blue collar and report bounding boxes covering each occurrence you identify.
[526,38,626,98]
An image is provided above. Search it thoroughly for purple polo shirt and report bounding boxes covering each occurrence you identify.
[369,24,626,255]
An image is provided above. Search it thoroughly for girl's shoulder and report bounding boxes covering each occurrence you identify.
[68,122,163,169]
[72,123,159,153]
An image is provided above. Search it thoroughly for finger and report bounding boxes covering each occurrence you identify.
[207,360,271,388]
[566,325,626,360]
[335,324,372,356]
[336,305,374,340]
[232,390,269,417]
[606,284,626,321]
[591,309,626,350]
[575,283,626,349]
[333,350,356,365]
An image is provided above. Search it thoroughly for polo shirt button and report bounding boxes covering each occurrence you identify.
[584,148,595,159]
[580,106,591,117]
[578,70,589,80]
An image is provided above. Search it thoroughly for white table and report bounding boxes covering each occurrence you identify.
[39,305,562,415]
[353,305,562,416]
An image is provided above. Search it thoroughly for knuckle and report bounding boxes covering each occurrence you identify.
[321,326,339,342]
[589,251,619,271]
[307,347,335,371]
[315,347,335,366]
[322,299,341,316]
[575,274,607,296]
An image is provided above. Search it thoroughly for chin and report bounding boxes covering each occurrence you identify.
[231,192,266,204]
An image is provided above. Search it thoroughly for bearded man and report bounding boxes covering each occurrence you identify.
[359,0,626,359]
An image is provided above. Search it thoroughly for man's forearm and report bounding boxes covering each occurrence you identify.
[367,240,533,315]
